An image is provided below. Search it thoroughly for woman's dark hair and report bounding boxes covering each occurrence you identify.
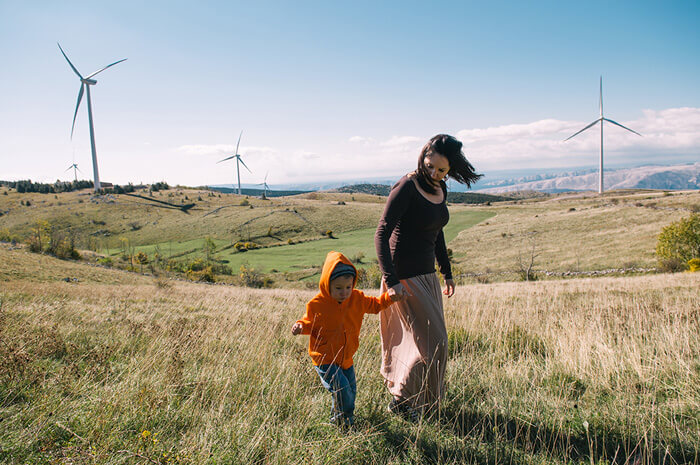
[415,134,483,194]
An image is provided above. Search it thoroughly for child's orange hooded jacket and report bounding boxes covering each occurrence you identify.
[296,251,393,369]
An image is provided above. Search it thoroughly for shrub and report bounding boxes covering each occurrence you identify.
[187,266,215,283]
[0,229,19,244]
[240,199,249,206]
[688,258,700,272]
[135,251,149,272]
[656,214,700,271]
[97,257,113,267]
[239,263,270,288]
[355,265,382,289]
[210,262,233,275]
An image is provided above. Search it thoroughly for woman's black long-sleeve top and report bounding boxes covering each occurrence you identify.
[374,175,452,288]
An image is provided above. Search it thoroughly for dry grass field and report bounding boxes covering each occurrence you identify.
[450,190,700,280]
[2,186,699,286]
[1,244,698,464]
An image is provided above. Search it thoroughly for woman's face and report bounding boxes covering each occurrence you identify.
[423,153,450,185]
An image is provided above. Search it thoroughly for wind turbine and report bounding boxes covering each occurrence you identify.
[217,130,251,195]
[257,172,270,199]
[564,76,642,193]
[66,162,82,182]
[58,42,127,192]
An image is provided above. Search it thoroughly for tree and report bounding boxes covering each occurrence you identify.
[135,251,149,273]
[203,236,217,263]
[517,231,540,281]
[656,214,700,271]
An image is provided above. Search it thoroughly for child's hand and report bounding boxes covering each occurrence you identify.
[388,283,411,302]
[291,323,303,335]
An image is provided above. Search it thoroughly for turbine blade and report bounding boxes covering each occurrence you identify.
[238,156,252,173]
[235,130,243,155]
[85,58,128,79]
[57,42,83,79]
[599,76,603,116]
[563,119,601,141]
[603,118,642,137]
[66,165,73,172]
[71,84,85,138]
[217,155,236,163]
[76,166,83,173]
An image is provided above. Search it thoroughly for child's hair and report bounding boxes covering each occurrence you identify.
[330,263,356,282]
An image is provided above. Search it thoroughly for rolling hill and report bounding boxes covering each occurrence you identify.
[476,163,700,193]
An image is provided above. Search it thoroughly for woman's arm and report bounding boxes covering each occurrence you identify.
[435,229,455,297]
[374,178,413,289]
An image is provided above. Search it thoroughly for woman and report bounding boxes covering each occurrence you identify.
[374,134,481,419]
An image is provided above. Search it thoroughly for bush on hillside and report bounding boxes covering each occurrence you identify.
[355,265,382,289]
[187,266,215,283]
[239,263,272,288]
[688,258,700,272]
[25,220,80,260]
[656,214,700,271]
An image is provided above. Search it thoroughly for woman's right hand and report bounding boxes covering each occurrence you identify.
[388,283,411,302]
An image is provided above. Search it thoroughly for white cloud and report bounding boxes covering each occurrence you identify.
[380,135,422,147]
[348,136,375,144]
[175,108,700,184]
[456,107,700,171]
[176,144,277,157]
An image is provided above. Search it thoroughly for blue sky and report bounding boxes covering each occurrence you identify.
[1,0,699,187]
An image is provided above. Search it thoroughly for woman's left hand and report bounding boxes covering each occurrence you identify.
[443,279,455,297]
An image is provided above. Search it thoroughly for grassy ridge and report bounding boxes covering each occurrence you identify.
[1,186,699,285]
[0,245,698,464]
[450,190,700,279]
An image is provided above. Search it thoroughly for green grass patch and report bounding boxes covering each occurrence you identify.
[217,209,494,274]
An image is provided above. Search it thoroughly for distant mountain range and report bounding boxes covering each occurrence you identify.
[209,163,700,195]
[474,163,700,193]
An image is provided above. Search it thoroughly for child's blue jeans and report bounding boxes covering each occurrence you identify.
[314,364,356,425]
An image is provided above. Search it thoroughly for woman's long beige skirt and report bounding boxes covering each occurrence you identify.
[380,272,448,410]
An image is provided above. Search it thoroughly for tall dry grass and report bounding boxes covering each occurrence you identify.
[1,269,698,464]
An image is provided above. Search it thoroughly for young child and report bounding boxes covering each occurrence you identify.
[291,251,396,427]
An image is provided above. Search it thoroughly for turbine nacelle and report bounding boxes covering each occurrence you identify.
[564,77,642,193]
[58,42,126,191]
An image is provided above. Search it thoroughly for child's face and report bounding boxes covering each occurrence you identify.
[329,274,354,303]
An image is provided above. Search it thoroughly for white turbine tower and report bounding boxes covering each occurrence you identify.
[564,76,642,193]
[217,130,251,195]
[58,43,127,192]
[66,162,82,182]
[257,171,270,199]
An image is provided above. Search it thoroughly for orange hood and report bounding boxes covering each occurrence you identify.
[318,251,357,301]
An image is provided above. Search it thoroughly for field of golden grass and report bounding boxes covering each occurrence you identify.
[1,244,697,464]
[450,190,700,280]
[2,187,698,285]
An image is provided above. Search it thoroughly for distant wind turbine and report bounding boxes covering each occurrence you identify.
[66,162,82,182]
[257,172,270,199]
[217,130,251,195]
[58,42,127,192]
[564,76,642,193]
